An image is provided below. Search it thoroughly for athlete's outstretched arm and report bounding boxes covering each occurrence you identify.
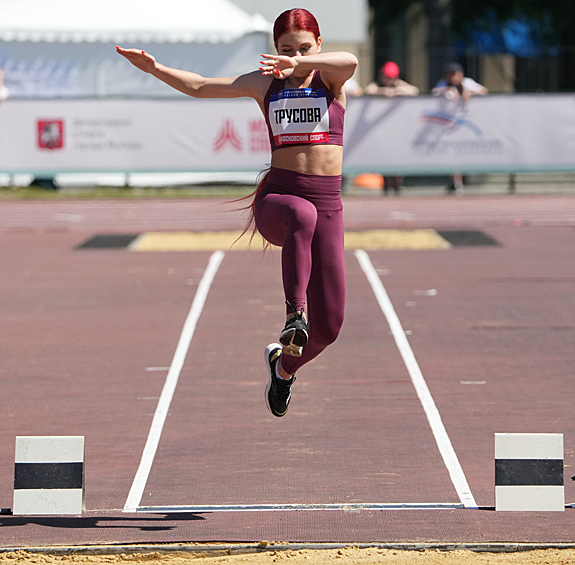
[116,47,264,99]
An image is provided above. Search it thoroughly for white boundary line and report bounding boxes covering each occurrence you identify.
[19,542,575,554]
[123,250,225,512]
[132,503,463,513]
[354,249,478,509]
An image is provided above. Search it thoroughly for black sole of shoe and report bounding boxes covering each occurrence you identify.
[279,329,308,357]
[279,328,308,347]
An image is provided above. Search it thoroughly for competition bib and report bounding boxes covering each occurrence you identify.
[269,88,330,146]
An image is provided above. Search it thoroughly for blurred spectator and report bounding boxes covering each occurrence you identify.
[344,76,363,97]
[432,62,488,101]
[433,62,488,194]
[0,68,9,102]
[365,61,419,98]
[364,61,419,194]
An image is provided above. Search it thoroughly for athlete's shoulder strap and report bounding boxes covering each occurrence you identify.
[264,76,286,101]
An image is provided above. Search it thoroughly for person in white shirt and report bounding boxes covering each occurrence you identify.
[433,62,488,101]
[433,63,488,193]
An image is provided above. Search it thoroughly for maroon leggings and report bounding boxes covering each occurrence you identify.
[254,167,346,374]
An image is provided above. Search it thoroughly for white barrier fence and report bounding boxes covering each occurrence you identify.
[1,94,575,176]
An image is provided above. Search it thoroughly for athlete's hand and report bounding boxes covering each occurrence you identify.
[259,54,296,79]
[116,46,157,74]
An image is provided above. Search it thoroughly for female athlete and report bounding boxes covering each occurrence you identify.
[117,8,358,417]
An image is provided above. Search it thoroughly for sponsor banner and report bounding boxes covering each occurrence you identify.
[0,99,271,174]
[1,95,575,174]
[343,94,575,174]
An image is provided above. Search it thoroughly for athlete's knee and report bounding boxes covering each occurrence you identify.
[285,201,317,233]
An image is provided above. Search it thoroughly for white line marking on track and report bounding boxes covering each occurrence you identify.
[123,250,225,512]
[355,249,478,509]
[132,502,464,513]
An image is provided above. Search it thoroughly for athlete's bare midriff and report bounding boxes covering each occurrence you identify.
[270,144,343,176]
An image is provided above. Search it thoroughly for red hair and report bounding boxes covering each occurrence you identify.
[273,8,321,47]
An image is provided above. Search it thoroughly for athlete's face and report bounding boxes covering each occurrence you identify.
[276,30,321,57]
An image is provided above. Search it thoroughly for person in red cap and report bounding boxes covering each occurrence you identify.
[365,61,419,97]
[364,61,419,194]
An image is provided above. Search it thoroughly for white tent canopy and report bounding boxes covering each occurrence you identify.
[0,0,272,97]
[0,0,271,43]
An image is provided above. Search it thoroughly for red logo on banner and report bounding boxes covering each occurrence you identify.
[213,119,243,152]
[249,119,271,153]
[37,120,64,150]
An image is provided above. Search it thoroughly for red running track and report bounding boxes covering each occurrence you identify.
[1,195,575,547]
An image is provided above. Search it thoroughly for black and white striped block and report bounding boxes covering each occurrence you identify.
[495,433,564,511]
[13,436,85,515]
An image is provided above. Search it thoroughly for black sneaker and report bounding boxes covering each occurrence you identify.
[264,343,296,417]
[279,301,309,357]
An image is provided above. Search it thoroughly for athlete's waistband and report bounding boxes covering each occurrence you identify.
[262,166,342,211]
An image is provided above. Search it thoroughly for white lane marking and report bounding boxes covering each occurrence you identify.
[414,289,437,296]
[355,249,477,509]
[53,212,84,223]
[124,250,225,512]
[131,502,464,513]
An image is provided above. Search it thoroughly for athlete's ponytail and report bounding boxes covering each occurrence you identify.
[232,167,271,250]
